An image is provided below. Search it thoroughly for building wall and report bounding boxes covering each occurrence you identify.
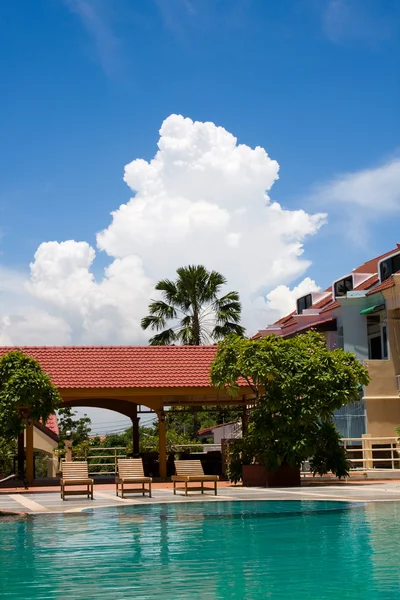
[213,423,240,444]
[341,298,369,360]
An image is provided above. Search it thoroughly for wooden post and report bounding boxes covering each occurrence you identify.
[17,432,25,481]
[131,404,140,456]
[158,411,167,480]
[25,422,34,485]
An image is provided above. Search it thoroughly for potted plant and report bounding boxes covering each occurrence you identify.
[211,331,370,487]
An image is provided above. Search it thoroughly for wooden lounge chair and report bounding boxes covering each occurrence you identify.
[172,460,219,496]
[116,459,152,498]
[60,461,93,501]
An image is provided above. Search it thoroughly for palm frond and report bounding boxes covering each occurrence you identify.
[148,329,177,345]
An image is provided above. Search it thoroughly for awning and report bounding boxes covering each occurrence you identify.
[360,304,385,315]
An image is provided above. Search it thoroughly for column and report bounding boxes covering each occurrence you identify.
[362,433,373,470]
[25,422,34,485]
[17,432,24,481]
[131,404,140,456]
[158,411,167,480]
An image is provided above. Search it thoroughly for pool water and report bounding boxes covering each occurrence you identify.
[1,500,400,599]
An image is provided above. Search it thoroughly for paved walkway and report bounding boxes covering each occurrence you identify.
[2,481,400,514]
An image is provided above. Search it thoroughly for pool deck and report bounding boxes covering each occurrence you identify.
[2,480,400,514]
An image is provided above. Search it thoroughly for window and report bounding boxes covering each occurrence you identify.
[369,335,382,359]
[334,276,353,298]
[296,294,312,314]
[382,324,388,359]
[380,253,400,282]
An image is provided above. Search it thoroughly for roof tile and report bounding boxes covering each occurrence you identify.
[0,346,233,389]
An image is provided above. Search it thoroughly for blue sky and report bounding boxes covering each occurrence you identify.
[1,0,399,333]
[1,0,399,432]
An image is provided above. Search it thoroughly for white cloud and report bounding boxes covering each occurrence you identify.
[265,277,321,319]
[312,157,400,212]
[0,114,326,344]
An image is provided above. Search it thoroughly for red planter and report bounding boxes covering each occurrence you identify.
[242,464,301,487]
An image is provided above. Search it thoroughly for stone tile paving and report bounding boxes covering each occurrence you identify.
[2,482,400,515]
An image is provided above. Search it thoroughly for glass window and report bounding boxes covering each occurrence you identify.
[296,294,312,314]
[334,276,353,298]
[380,253,400,282]
[382,325,388,359]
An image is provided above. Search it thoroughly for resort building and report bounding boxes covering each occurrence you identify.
[255,245,400,439]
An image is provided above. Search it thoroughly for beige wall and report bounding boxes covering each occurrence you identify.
[364,359,400,436]
[366,398,400,437]
[364,359,399,398]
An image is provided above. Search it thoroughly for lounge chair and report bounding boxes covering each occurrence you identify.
[172,460,219,496]
[60,461,93,500]
[116,459,152,498]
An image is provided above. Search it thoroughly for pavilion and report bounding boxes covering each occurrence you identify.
[0,346,252,483]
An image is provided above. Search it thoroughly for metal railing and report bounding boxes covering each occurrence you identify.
[83,447,127,475]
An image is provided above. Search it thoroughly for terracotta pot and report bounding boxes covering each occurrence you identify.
[242,464,301,487]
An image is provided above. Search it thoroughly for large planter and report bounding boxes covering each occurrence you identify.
[265,465,301,487]
[242,464,267,487]
[242,464,301,487]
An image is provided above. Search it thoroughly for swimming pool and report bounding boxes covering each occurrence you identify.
[1,500,400,599]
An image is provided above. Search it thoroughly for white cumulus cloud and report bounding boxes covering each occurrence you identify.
[0,115,327,344]
[265,277,321,319]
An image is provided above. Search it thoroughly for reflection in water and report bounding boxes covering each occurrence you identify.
[1,501,400,599]
[364,503,400,598]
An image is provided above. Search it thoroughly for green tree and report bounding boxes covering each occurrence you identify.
[166,406,242,439]
[141,265,245,345]
[211,331,370,479]
[57,407,92,449]
[0,350,61,442]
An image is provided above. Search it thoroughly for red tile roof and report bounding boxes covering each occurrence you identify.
[353,246,400,274]
[354,274,379,290]
[320,300,340,313]
[0,346,233,389]
[44,414,59,436]
[281,317,336,337]
[366,275,397,296]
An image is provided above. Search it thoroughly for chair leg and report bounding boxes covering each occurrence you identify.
[173,481,176,495]
[149,482,152,498]
[185,482,188,496]
[215,481,217,496]
[201,482,204,494]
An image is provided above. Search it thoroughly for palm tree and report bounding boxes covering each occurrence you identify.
[141,265,245,345]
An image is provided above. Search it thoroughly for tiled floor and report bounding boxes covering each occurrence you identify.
[2,481,400,514]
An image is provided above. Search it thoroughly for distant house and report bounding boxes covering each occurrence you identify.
[198,421,241,444]
[255,244,400,440]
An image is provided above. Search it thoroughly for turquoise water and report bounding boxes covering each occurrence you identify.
[1,500,400,599]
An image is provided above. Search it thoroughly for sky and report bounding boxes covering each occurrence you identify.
[1,0,399,432]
